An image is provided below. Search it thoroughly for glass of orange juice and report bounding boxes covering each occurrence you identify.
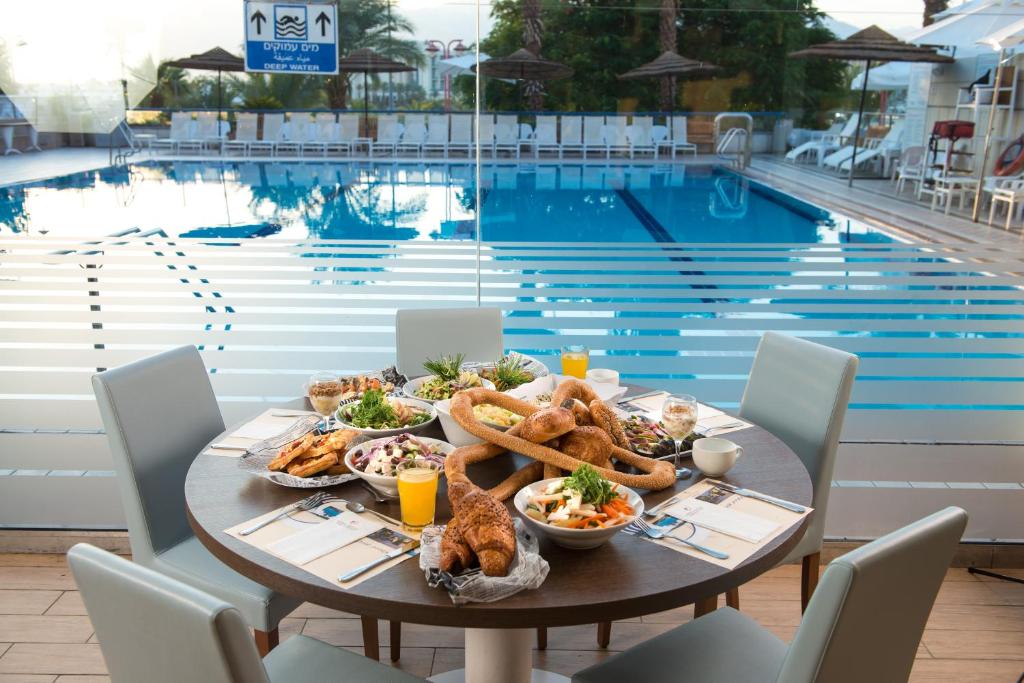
[560,345,590,379]
[396,459,441,530]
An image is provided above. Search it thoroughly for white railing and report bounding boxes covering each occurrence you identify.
[1,236,1022,538]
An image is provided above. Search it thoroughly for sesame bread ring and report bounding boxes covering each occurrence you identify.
[268,433,315,471]
[286,451,339,478]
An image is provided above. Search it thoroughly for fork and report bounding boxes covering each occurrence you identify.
[626,518,729,560]
[696,421,745,436]
[239,491,333,536]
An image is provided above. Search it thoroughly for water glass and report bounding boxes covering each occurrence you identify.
[661,394,698,467]
[396,459,441,530]
[561,345,590,379]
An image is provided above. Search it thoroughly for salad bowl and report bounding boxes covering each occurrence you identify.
[335,393,437,438]
[513,473,644,550]
[344,434,454,498]
[402,374,495,404]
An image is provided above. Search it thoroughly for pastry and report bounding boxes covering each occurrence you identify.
[286,451,338,478]
[448,479,515,577]
[268,433,315,471]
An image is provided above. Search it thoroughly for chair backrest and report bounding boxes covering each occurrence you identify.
[632,115,652,137]
[376,114,400,142]
[880,120,905,148]
[519,122,534,140]
[338,113,359,141]
[776,507,967,683]
[495,115,517,138]
[607,115,628,144]
[582,116,603,144]
[561,116,583,144]
[169,112,193,140]
[535,116,556,144]
[395,307,503,377]
[92,346,225,564]
[404,121,427,144]
[427,114,449,143]
[495,121,517,145]
[450,114,472,143]
[900,145,925,169]
[651,124,669,143]
[234,114,259,142]
[478,114,495,143]
[625,124,648,145]
[68,544,270,683]
[671,116,689,144]
[739,332,858,554]
[312,113,335,141]
[287,113,309,141]
[839,113,860,139]
[194,113,217,138]
[261,113,284,141]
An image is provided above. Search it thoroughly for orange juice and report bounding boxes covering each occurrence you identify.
[560,346,590,379]
[396,461,440,529]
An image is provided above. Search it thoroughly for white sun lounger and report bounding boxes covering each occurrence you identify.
[334,114,360,156]
[222,113,258,156]
[476,115,495,157]
[448,114,473,158]
[422,114,450,157]
[580,116,605,158]
[557,116,582,158]
[275,113,307,156]
[603,115,629,157]
[397,114,426,156]
[494,115,519,158]
[303,113,334,157]
[177,112,217,154]
[249,113,284,156]
[152,112,193,154]
[786,114,859,165]
[628,116,655,159]
[370,114,402,157]
[518,123,535,158]
[529,116,555,158]
[657,116,696,158]
[839,120,905,174]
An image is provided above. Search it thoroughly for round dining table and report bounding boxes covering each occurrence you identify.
[185,386,812,683]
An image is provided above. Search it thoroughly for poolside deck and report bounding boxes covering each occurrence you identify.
[0,551,1021,681]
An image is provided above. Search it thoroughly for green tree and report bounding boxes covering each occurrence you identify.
[325,0,425,110]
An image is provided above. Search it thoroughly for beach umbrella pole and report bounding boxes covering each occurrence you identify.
[848,59,870,188]
[971,50,1006,222]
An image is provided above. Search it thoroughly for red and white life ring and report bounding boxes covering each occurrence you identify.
[994,134,1024,177]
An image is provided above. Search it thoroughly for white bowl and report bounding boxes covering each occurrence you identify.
[402,375,495,404]
[435,398,524,447]
[513,477,644,550]
[335,396,437,438]
[343,435,455,499]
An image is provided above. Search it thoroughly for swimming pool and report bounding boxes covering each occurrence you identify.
[0,160,893,243]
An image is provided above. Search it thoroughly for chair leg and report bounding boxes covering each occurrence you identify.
[693,596,717,618]
[596,621,611,648]
[536,627,547,650]
[389,620,402,662]
[801,552,821,613]
[254,628,278,656]
[725,587,740,610]
[361,615,380,661]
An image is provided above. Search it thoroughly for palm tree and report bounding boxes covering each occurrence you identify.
[231,73,325,110]
[325,0,424,110]
[522,0,544,110]
[659,0,678,111]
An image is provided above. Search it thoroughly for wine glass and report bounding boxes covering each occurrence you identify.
[307,372,342,431]
[661,394,698,467]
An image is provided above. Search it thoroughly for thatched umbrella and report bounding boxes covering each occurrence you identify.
[338,48,415,129]
[472,48,572,109]
[790,26,953,186]
[165,47,244,120]
[618,51,719,111]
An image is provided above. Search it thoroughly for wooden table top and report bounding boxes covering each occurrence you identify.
[185,388,812,629]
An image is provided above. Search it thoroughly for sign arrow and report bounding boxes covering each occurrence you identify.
[315,11,331,37]
[250,9,267,35]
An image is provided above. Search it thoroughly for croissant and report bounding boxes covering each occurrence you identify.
[448,480,516,577]
[440,518,475,574]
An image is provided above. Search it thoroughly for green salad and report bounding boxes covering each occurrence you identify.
[339,389,431,430]
[414,353,484,401]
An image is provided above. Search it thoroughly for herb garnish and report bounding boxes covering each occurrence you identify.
[565,463,617,506]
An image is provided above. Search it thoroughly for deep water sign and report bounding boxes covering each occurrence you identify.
[244,1,338,75]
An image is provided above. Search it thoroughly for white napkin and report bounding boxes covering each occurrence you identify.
[267,511,382,565]
[664,498,778,544]
[230,412,303,440]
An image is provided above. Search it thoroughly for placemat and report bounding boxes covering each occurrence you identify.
[617,394,752,436]
[640,479,812,570]
[203,409,318,457]
[225,499,418,589]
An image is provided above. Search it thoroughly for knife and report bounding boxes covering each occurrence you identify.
[338,541,420,583]
[617,390,666,404]
[713,482,808,513]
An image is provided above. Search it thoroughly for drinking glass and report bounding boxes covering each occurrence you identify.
[560,345,590,379]
[396,459,441,529]
[307,372,342,431]
[661,394,698,467]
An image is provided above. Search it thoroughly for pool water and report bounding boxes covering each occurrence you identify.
[0,160,892,243]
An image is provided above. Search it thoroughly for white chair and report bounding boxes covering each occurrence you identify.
[518,122,536,158]
[249,113,284,156]
[534,116,560,158]
[580,116,605,158]
[303,113,334,157]
[840,120,905,175]
[151,112,193,154]
[786,114,860,166]
[178,112,218,154]
[68,544,424,683]
[336,113,361,156]
[660,116,697,158]
[494,115,519,158]
[448,114,473,158]
[626,123,656,159]
[894,146,926,195]
[397,114,427,156]
[275,113,307,156]
[422,114,450,157]
[603,115,629,157]
[556,116,582,158]
[370,114,402,157]
[223,113,258,156]
[395,307,503,377]
[988,178,1024,229]
[477,114,496,157]
[650,125,669,159]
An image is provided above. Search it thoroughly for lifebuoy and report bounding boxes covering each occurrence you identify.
[994,134,1024,177]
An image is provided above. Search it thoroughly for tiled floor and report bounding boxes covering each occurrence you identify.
[0,553,1021,681]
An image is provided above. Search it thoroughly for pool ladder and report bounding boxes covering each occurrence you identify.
[714,113,753,170]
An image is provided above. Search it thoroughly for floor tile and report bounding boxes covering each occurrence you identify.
[0,593,60,617]
[0,617,94,644]
[0,645,105,676]
[42,595,83,618]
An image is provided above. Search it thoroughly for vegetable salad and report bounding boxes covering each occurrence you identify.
[523,464,635,529]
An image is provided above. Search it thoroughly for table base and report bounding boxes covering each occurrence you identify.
[427,628,570,683]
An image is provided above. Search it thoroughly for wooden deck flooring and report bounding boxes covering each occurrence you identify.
[0,553,1021,681]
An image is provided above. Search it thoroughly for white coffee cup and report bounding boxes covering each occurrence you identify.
[586,368,620,386]
[692,437,743,477]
